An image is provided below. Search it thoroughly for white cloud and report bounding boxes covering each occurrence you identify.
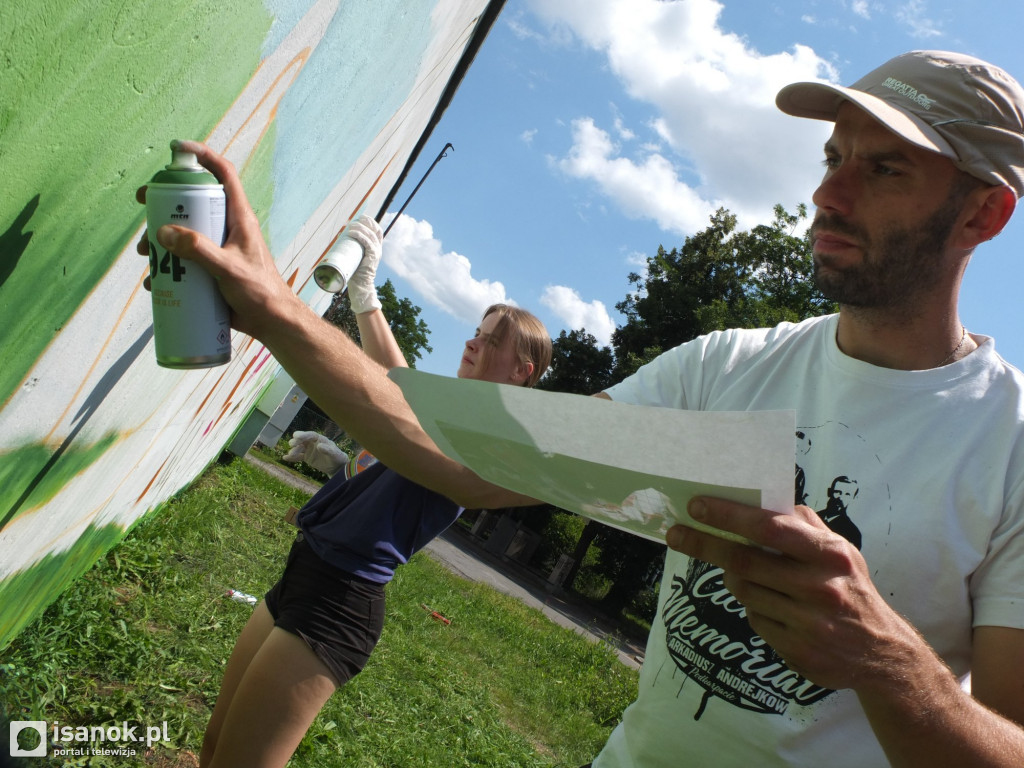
[555,117,719,235]
[540,285,616,345]
[613,115,635,141]
[609,102,635,140]
[895,0,943,38]
[851,1,871,19]
[626,250,648,268]
[526,0,837,233]
[520,128,538,145]
[505,15,545,42]
[381,214,511,324]
[625,249,650,285]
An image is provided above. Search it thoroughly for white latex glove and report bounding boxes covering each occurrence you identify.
[345,214,384,314]
[282,430,350,477]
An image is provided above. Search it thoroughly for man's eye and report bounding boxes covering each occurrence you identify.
[822,156,840,170]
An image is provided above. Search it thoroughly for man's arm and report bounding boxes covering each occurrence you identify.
[140,141,531,510]
[855,624,1024,767]
[667,497,1024,767]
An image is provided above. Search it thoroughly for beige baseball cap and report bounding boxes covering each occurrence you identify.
[776,50,1024,198]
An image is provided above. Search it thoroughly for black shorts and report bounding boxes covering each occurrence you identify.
[264,533,386,686]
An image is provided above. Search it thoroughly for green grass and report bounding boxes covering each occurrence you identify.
[0,457,636,766]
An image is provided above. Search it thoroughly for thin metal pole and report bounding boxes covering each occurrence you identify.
[382,142,454,238]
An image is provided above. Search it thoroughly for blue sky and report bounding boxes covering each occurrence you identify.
[376,0,1024,377]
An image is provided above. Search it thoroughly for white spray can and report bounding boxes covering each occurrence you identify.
[313,228,366,294]
[146,142,231,368]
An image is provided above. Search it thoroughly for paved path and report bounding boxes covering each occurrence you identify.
[243,452,645,669]
[424,528,645,669]
[246,451,322,495]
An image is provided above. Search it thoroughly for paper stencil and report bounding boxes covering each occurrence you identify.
[390,368,795,543]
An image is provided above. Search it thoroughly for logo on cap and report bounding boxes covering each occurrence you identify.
[881,77,936,110]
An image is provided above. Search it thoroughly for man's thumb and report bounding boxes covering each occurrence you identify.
[156,225,180,249]
[158,225,218,266]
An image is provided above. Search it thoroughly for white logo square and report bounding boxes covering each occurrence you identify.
[9,721,47,757]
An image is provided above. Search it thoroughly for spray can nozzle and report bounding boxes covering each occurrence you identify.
[166,145,202,172]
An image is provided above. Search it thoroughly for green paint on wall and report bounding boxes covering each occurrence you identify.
[0,0,273,406]
[0,522,126,651]
[0,433,120,528]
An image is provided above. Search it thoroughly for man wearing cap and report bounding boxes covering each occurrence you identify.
[142,50,1024,766]
[582,49,1024,767]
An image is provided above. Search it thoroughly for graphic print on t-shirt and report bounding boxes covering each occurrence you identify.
[662,421,885,720]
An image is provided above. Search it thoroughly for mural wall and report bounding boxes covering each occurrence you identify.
[0,0,503,650]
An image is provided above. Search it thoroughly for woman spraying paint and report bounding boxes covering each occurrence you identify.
[196,215,552,768]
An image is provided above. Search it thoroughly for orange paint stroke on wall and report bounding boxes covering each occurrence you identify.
[204,347,274,434]
[135,456,171,506]
[222,49,312,177]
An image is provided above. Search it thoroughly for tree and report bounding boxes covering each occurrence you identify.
[613,204,833,378]
[590,526,664,618]
[536,328,617,395]
[322,279,432,366]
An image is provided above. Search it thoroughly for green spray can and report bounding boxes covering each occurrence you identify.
[146,142,231,368]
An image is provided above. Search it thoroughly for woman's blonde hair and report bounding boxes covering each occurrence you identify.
[477,304,552,387]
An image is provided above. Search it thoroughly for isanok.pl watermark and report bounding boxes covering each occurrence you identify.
[9,719,171,758]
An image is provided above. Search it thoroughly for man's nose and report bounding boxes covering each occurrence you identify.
[812,165,856,217]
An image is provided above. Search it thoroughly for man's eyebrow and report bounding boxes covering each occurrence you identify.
[823,140,915,165]
[865,149,915,165]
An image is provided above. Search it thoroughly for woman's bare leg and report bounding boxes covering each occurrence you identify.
[205,624,338,768]
[199,601,275,766]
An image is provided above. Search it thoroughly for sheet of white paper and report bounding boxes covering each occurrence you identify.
[390,368,794,544]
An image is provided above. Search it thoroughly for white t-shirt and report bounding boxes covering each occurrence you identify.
[596,314,1024,768]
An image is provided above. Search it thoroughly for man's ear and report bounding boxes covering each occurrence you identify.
[955,184,1016,249]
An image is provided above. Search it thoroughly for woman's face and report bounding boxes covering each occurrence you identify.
[456,312,531,385]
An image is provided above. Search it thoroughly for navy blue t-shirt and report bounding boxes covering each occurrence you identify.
[296,462,462,584]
